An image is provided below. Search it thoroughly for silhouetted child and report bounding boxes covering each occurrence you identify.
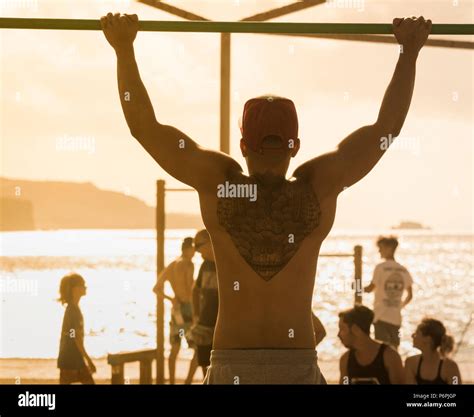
[57,273,95,384]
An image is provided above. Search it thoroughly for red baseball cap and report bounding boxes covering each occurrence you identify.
[240,96,298,152]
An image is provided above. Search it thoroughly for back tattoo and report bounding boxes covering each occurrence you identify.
[217,173,321,281]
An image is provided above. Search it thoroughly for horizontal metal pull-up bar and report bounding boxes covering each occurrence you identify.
[0,18,473,35]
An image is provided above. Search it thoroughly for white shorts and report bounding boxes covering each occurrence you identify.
[203,349,326,384]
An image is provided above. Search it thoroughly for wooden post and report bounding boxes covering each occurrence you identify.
[140,360,153,384]
[111,364,124,384]
[156,180,165,384]
[220,33,231,154]
[354,245,362,305]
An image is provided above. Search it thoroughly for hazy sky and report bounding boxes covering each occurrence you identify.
[1,0,472,231]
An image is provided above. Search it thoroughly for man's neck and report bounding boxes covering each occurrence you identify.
[247,152,291,179]
[249,170,287,181]
[353,335,377,353]
[251,171,288,187]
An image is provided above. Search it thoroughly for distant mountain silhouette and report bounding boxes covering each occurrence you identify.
[1,197,35,231]
[0,177,203,230]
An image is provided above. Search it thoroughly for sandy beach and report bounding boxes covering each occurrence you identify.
[0,357,335,384]
[1,357,472,385]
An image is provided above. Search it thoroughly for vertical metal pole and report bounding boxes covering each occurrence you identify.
[156,180,165,384]
[220,33,231,154]
[354,245,363,305]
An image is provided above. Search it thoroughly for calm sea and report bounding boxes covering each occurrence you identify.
[0,229,472,363]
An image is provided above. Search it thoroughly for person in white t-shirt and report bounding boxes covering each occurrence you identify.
[364,236,413,349]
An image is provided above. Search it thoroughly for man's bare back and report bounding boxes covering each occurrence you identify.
[200,170,338,349]
[168,258,194,303]
[101,12,431,362]
[154,257,194,304]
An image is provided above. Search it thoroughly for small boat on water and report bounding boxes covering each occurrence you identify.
[391,221,431,230]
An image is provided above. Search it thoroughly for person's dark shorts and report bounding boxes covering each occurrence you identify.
[197,345,212,367]
[170,302,193,346]
[374,320,400,348]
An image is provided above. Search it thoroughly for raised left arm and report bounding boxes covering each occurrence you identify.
[295,17,432,199]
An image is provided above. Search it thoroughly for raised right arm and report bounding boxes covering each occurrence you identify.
[101,13,242,192]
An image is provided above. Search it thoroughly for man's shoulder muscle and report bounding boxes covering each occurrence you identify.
[293,151,344,201]
[195,151,243,193]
